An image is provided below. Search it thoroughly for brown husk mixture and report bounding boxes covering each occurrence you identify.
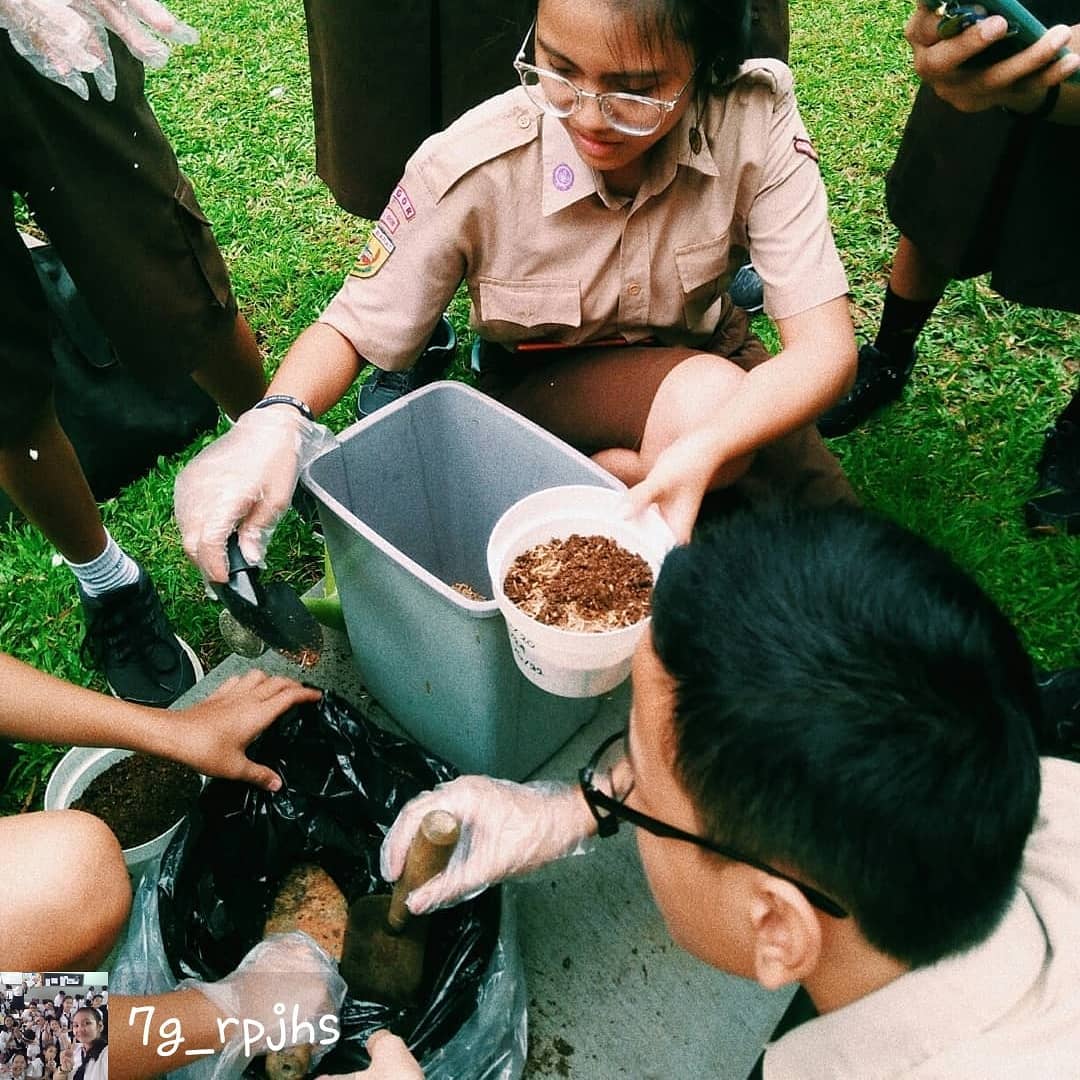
[70,753,201,849]
[503,533,653,631]
[452,582,488,602]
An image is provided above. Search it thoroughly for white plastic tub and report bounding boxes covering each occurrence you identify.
[44,747,197,884]
[487,486,676,697]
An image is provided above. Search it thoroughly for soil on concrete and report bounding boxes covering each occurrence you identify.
[71,753,201,849]
[452,581,488,602]
[504,534,653,632]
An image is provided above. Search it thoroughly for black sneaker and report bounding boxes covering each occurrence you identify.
[728,263,764,315]
[817,343,916,438]
[356,315,457,418]
[79,567,203,707]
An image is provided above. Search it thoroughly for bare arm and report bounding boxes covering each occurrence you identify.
[264,321,369,418]
[0,656,321,790]
[625,295,856,538]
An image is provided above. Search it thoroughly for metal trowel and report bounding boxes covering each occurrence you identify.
[211,532,323,664]
[340,810,461,1008]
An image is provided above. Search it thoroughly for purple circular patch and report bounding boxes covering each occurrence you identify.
[552,163,575,192]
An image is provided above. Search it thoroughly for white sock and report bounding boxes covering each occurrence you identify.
[65,532,140,597]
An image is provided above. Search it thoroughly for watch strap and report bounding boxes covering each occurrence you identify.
[253,394,315,421]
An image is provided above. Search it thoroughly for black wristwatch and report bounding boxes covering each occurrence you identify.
[252,394,315,421]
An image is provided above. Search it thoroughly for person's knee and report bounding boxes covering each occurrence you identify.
[660,353,746,423]
[646,354,753,485]
[66,809,131,932]
[7,810,132,966]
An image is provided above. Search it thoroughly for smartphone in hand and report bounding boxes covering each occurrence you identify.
[924,0,1079,76]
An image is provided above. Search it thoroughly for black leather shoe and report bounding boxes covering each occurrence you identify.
[817,343,916,438]
[728,263,764,315]
[1035,418,1080,491]
[1024,488,1080,535]
[1025,418,1080,535]
[1035,668,1080,761]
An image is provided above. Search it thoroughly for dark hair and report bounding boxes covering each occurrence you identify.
[72,1007,102,1028]
[534,0,750,98]
[70,1007,106,1079]
[650,504,1042,968]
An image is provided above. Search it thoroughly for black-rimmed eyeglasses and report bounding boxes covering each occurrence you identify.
[579,730,849,919]
[513,21,696,138]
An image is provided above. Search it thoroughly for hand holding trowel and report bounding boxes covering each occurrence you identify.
[260,812,460,1078]
[212,532,323,665]
[340,810,462,1008]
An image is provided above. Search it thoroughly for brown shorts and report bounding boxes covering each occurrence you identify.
[476,301,855,510]
[0,32,239,442]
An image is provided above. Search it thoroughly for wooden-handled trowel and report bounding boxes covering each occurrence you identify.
[339,810,462,1009]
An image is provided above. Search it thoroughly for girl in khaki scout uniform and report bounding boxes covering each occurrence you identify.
[177,0,858,582]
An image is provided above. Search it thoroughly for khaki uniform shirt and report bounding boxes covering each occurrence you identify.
[320,60,848,371]
[765,757,1080,1079]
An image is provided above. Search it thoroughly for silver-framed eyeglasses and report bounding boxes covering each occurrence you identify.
[513,22,696,137]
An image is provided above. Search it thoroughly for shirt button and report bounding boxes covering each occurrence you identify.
[517,114,532,129]
[627,282,642,296]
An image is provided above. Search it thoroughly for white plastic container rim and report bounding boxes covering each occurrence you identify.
[44,746,198,876]
[487,485,677,698]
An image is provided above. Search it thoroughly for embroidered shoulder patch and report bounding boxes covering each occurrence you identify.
[392,185,417,221]
[379,205,400,234]
[793,135,819,163]
[349,224,396,279]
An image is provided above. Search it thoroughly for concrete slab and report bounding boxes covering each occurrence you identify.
[171,622,792,1078]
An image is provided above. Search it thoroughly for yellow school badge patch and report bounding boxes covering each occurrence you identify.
[349,224,395,279]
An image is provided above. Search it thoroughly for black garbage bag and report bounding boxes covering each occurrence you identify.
[157,690,501,1074]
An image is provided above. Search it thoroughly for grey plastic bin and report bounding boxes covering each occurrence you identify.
[302,381,622,778]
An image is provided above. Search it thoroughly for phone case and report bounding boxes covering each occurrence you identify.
[925,0,1079,80]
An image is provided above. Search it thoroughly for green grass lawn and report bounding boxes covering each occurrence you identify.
[2,0,1078,812]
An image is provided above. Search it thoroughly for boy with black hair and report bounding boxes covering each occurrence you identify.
[376,504,1080,1078]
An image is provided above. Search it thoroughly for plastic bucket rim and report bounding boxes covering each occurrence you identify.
[43,745,201,862]
[487,485,674,641]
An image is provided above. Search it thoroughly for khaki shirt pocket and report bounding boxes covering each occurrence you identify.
[674,235,732,336]
[475,277,582,341]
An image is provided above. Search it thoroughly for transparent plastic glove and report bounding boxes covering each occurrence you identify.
[79,0,198,69]
[0,0,196,101]
[380,776,597,915]
[181,931,346,1074]
[0,0,104,100]
[175,405,336,583]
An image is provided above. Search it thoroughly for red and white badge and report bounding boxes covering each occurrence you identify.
[793,135,819,163]
[392,185,416,221]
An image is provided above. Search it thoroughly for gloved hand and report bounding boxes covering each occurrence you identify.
[182,931,346,1074]
[380,776,598,915]
[0,0,198,101]
[174,404,336,583]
